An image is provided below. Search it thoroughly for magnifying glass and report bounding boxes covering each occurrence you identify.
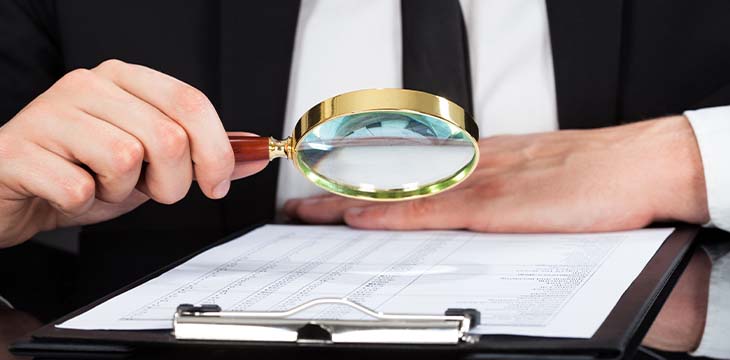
[228,88,479,201]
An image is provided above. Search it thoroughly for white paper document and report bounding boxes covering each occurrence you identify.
[58,225,673,338]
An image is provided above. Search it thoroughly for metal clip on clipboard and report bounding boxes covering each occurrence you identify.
[173,297,480,345]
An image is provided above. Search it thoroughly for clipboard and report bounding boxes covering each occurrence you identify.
[10,225,699,360]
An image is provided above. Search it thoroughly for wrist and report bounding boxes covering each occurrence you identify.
[637,116,709,224]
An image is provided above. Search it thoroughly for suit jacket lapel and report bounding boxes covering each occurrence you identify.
[546,0,624,129]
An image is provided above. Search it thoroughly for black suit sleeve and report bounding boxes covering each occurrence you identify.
[0,1,73,320]
[0,0,63,126]
[693,83,730,110]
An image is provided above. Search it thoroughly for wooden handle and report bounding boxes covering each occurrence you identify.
[228,135,270,162]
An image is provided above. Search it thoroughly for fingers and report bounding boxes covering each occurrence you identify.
[284,195,371,224]
[1,141,95,217]
[91,60,234,199]
[286,189,476,230]
[342,189,475,230]
[10,60,254,213]
[49,66,195,203]
[232,160,269,180]
[20,107,144,204]
[56,188,150,228]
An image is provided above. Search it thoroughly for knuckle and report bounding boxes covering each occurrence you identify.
[96,59,127,74]
[109,139,144,174]
[153,122,189,159]
[406,199,437,217]
[59,68,96,89]
[171,84,211,115]
[60,174,95,210]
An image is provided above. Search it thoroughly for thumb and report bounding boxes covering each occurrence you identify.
[231,160,268,180]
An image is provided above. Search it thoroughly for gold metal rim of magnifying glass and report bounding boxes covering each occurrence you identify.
[272,88,480,201]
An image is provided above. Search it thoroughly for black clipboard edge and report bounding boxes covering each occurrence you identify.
[7,336,132,359]
[610,225,698,359]
[11,225,698,360]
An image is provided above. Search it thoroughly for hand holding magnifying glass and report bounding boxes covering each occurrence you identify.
[227,88,480,201]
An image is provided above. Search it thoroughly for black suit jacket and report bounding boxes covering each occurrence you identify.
[1,0,730,311]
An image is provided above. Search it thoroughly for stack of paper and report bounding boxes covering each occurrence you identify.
[59,225,672,338]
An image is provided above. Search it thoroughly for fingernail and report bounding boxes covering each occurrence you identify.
[346,207,365,216]
[213,180,230,198]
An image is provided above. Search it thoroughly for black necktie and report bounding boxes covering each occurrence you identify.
[401,0,473,114]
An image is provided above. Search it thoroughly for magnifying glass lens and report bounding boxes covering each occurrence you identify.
[295,111,477,198]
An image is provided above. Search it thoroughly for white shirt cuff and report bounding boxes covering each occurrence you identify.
[685,106,730,231]
[692,239,730,359]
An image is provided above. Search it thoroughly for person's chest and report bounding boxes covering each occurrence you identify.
[52,0,730,130]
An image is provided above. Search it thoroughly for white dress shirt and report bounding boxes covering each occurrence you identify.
[276,0,557,207]
[278,1,730,357]
[685,107,730,358]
